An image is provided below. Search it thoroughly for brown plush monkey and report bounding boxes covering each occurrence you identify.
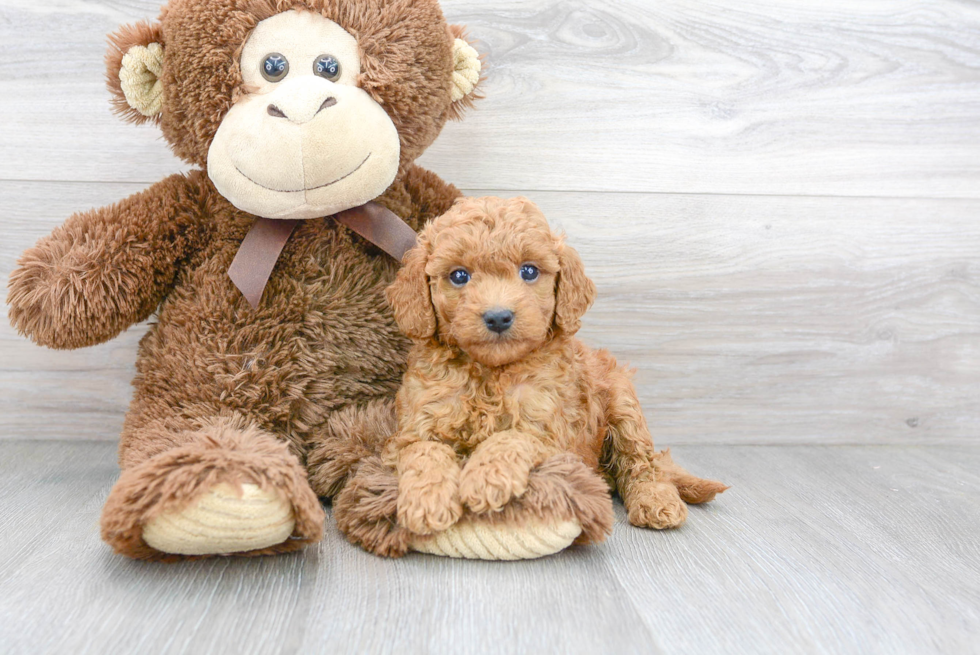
[7,0,487,560]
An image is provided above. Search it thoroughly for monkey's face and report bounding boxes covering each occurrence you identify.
[207,10,400,219]
[105,0,483,219]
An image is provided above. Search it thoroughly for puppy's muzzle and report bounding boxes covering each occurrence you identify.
[483,308,514,334]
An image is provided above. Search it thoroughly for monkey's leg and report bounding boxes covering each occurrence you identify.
[311,400,614,560]
[100,407,323,560]
[332,452,613,560]
[410,454,614,560]
[306,398,398,499]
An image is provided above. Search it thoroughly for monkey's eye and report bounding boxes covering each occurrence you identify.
[261,53,289,82]
[520,264,540,282]
[313,55,342,81]
[449,269,471,287]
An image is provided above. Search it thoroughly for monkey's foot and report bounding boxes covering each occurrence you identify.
[334,453,613,559]
[101,419,323,560]
[142,482,296,556]
[409,518,582,560]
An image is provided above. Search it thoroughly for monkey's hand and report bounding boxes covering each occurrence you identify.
[7,174,207,349]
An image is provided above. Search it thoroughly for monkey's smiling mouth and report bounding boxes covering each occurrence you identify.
[235,152,372,193]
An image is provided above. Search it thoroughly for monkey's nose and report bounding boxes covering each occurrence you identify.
[483,309,515,334]
[267,97,337,121]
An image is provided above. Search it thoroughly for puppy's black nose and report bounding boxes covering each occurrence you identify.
[483,309,514,334]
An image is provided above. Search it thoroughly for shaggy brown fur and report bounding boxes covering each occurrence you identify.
[382,197,727,539]
[8,0,480,560]
[101,418,323,561]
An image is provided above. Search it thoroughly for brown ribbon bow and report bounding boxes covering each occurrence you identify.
[227,201,418,309]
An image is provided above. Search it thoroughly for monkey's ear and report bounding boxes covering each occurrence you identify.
[386,240,437,340]
[553,238,597,336]
[447,25,484,121]
[106,21,165,124]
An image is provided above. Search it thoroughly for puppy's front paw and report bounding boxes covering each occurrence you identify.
[397,475,463,535]
[625,480,688,529]
[459,458,531,513]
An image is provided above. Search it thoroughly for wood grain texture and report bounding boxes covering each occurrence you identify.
[1,441,978,654]
[2,2,978,653]
[3,182,978,444]
[0,1,979,196]
[602,444,980,654]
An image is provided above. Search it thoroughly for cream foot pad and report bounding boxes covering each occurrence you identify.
[410,519,582,560]
[142,483,295,555]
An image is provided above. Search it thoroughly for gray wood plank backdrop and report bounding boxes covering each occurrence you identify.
[1,0,978,444]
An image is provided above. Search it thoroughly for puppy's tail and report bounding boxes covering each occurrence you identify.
[653,448,729,504]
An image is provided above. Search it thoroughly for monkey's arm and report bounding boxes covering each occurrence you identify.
[7,173,209,349]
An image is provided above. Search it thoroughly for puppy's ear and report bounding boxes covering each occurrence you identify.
[386,241,436,339]
[554,239,597,335]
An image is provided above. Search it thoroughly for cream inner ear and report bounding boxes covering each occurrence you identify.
[451,38,481,102]
[120,43,164,116]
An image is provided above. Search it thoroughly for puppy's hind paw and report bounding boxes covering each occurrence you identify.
[625,481,688,530]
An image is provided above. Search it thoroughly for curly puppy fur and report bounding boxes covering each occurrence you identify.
[8,0,482,560]
[383,197,728,538]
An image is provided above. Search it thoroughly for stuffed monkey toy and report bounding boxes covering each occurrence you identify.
[8,0,487,560]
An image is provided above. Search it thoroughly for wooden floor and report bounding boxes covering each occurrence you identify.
[1,441,977,654]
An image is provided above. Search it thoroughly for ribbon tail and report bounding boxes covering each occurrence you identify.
[228,218,300,309]
[335,201,419,262]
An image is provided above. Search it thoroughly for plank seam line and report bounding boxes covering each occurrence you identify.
[1,179,979,203]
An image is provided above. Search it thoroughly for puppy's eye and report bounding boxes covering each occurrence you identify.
[261,53,289,82]
[520,264,540,282]
[449,269,471,286]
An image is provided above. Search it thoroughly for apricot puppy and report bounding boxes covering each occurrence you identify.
[384,197,727,536]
